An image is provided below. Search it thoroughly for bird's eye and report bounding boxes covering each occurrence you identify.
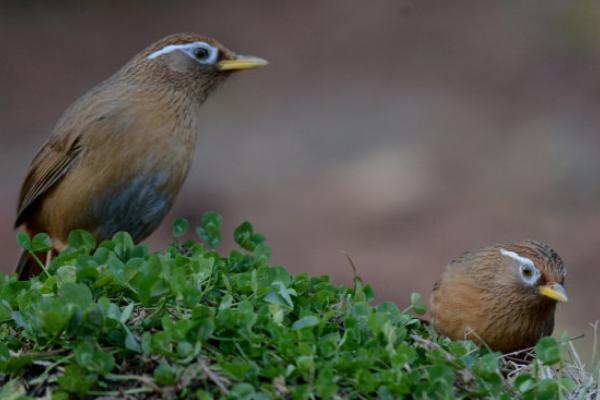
[519,263,539,285]
[193,47,210,61]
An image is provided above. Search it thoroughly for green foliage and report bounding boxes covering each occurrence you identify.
[0,213,576,398]
[172,218,190,239]
[196,211,223,248]
[16,232,51,253]
[234,221,265,251]
[536,337,562,366]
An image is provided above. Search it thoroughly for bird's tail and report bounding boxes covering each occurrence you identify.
[15,250,44,280]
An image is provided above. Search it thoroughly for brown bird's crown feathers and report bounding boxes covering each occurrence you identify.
[447,240,566,290]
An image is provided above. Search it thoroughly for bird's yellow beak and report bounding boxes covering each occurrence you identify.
[539,283,568,302]
[217,55,268,71]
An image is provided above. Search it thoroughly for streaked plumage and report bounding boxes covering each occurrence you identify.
[15,33,267,279]
[430,240,567,353]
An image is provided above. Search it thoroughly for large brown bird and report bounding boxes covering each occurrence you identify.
[14,33,267,279]
[429,240,567,353]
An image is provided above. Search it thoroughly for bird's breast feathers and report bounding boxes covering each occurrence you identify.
[89,170,174,241]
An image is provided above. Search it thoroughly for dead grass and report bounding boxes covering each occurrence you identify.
[501,324,600,399]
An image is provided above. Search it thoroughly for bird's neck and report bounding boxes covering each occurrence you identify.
[115,62,222,105]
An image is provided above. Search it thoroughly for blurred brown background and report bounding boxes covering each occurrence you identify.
[1,1,599,354]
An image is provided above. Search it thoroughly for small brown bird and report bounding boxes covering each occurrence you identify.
[14,33,267,279]
[430,240,567,353]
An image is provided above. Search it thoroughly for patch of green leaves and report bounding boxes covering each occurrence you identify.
[58,365,97,396]
[2,213,576,398]
[409,292,427,315]
[196,211,223,248]
[16,232,52,253]
[535,337,562,365]
[172,218,190,238]
[74,340,115,375]
[234,221,265,251]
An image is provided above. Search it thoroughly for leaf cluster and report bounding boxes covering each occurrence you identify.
[1,213,574,399]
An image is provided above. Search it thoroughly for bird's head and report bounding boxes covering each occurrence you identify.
[124,33,267,98]
[497,241,567,305]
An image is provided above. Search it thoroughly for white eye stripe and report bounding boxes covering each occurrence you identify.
[499,248,535,268]
[500,248,540,285]
[147,42,219,64]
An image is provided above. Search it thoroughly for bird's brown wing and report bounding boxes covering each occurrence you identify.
[15,132,83,227]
